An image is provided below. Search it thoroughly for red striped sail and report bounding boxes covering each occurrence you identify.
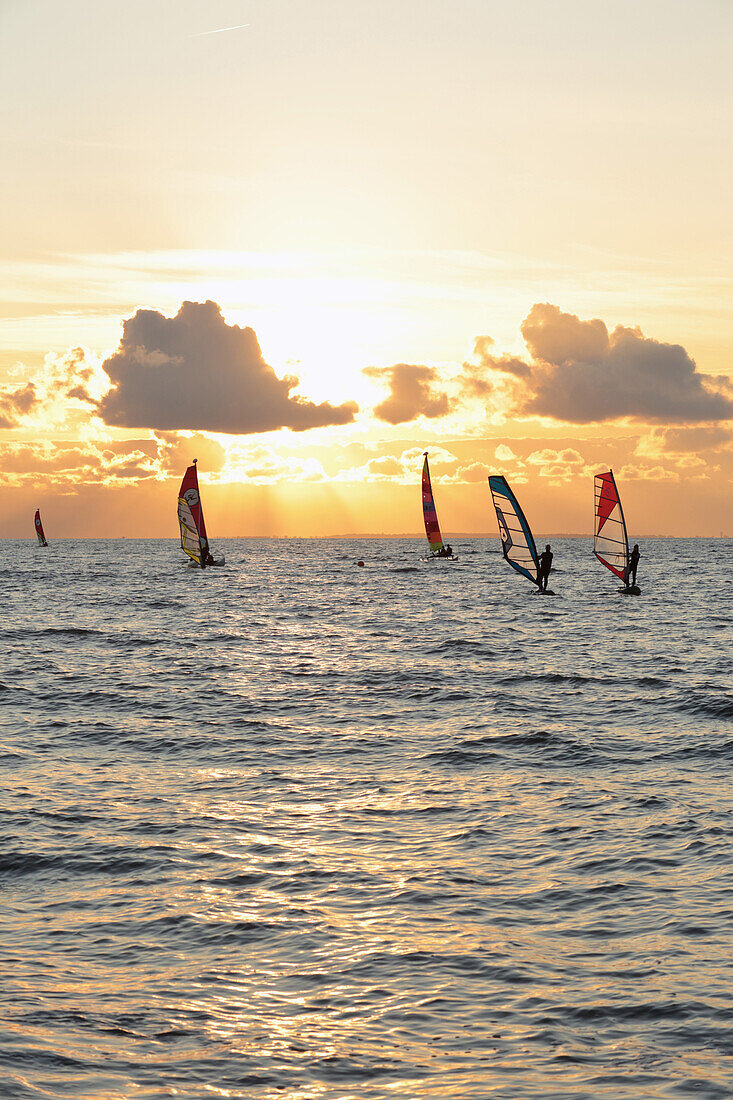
[594,470,629,581]
[34,509,48,546]
[422,452,444,554]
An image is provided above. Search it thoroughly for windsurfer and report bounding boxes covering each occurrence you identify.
[537,544,553,592]
[626,544,640,587]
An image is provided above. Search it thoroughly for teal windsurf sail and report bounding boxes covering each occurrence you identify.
[488,475,539,586]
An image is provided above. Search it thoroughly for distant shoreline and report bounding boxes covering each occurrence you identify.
[7,533,720,540]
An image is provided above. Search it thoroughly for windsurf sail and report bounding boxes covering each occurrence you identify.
[594,470,629,582]
[34,509,48,547]
[489,475,540,586]
[178,460,211,568]
[422,452,444,554]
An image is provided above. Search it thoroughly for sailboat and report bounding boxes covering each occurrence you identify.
[177,460,225,569]
[422,452,455,559]
[34,509,48,547]
[594,470,640,594]
[489,475,553,593]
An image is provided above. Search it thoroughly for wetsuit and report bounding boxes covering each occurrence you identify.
[627,547,640,587]
[537,549,553,592]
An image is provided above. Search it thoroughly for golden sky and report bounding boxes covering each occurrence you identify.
[2,0,732,536]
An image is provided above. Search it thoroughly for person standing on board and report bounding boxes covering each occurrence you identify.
[537,544,553,592]
[627,544,640,587]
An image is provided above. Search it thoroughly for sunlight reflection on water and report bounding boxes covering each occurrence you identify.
[1,537,732,1097]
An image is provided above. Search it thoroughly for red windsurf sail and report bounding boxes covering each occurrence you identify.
[594,470,629,581]
[34,509,48,546]
[177,461,210,566]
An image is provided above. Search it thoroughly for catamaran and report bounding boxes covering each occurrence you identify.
[422,452,455,559]
[593,470,640,594]
[489,475,553,593]
[177,460,224,568]
[34,509,48,547]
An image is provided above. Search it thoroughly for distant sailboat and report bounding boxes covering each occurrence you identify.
[34,509,48,547]
[421,452,455,559]
[489,475,552,592]
[177,460,224,568]
[594,470,640,594]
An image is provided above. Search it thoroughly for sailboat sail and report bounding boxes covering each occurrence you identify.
[34,509,48,547]
[594,470,629,581]
[422,452,444,554]
[489,475,539,585]
[178,461,210,567]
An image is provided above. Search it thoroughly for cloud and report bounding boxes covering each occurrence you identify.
[155,431,227,473]
[494,443,520,462]
[219,444,327,485]
[0,439,160,488]
[525,447,586,480]
[636,425,733,458]
[0,347,109,434]
[99,301,358,434]
[469,303,733,424]
[0,383,37,428]
[466,336,532,387]
[617,464,680,482]
[365,363,450,424]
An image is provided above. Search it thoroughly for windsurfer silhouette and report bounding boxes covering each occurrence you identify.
[200,541,215,569]
[537,544,553,592]
[626,544,640,587]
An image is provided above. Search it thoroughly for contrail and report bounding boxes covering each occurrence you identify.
[190,23,250,37]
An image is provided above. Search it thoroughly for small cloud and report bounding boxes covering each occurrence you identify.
[526,447,584,467]
[494,443,519,462]
[618,464,680,482]
[155,431,227,474]
[0,382,37,428]
[365,363,450,424]
[636,425,733,458]
[451,461,488,483]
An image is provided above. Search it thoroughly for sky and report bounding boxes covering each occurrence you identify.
[2,0,732,537]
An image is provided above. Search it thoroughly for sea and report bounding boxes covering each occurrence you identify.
[1,537,732,1099]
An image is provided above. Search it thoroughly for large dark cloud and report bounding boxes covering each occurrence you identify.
[365,363,450,424]
[99,301,358,434]
[469,303,733,424]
